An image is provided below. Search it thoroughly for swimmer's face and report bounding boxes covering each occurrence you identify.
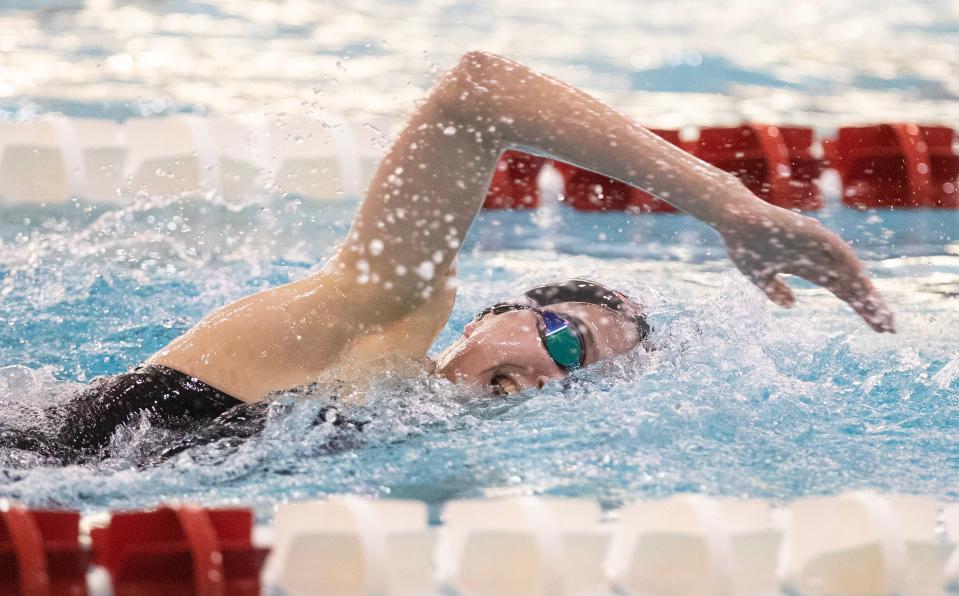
[434,302,642,395]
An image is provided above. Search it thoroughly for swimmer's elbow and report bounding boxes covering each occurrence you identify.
[455,50,502,73]
[428,51,507,125]
[439,51,505,104]
[454,51,517,92]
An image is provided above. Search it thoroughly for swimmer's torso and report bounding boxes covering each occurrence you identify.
[148,268,456,403]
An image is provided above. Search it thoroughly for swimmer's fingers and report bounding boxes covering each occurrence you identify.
[759,274,796,308]
[819,268,895,333]
[723,212,894,332]
[789,234,896,333]
[727,247,794,308]
[740,265,796,308]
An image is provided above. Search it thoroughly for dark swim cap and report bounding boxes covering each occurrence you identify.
[522,278,651,343]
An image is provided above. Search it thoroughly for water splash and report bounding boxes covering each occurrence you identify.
[1,197,957,517]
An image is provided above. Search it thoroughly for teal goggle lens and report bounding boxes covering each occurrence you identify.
[540,310,584,371]
[472,302,585,371]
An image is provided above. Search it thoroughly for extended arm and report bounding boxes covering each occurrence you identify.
[150,51,892,402]
[334,51,893,332]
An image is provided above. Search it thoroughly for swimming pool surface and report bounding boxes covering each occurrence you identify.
[1,194,958,515]
[1,0,958,516]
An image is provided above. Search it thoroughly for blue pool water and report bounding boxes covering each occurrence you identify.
[1,0,959,516]
[1,193,958,515]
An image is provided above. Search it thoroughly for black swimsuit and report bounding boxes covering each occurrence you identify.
[0,365,241,463]
[56,365,244,453]
[0,365,365,465]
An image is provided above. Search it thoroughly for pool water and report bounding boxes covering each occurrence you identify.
[1,193,958,516]
[1,0,958,517]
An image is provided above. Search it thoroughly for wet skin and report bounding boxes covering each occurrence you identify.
[435,302,641,394]
[150,51,893,404]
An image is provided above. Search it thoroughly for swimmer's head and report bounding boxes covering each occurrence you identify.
[434,279,650,394]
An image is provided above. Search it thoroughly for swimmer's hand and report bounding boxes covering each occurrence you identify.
[717,204,895,333]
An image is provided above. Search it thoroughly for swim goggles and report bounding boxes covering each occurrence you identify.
[523,278,651,343]
[472,303,585,371]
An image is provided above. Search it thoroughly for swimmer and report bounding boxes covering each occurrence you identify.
[2,51,894,462]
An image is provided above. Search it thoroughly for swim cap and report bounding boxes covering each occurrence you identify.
[522,278,651,343]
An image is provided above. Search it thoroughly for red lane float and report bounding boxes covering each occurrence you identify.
[486,125,825,213]
[691,124,822,211]
[823,124,959,209]
[0,507,87,596]
[482,149,545,209]
[552,129,682,213]
[91,506,267,596]
[34,511,88,596]
[482,123,959,212]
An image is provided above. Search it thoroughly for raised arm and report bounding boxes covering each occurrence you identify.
[150,51,893,402]
[333,51,893,332]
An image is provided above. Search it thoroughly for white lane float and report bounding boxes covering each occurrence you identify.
[4,117,955,210]
[780,491,954,595]
[68,117,128,203]
[122,116,215,198]
[6,493,959,594]
[606,494,780,595]
[438,497,610,596]
[261,497,434,596]
[929,501,959,590]
[0,117,81,204]
[0,114,387,204]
